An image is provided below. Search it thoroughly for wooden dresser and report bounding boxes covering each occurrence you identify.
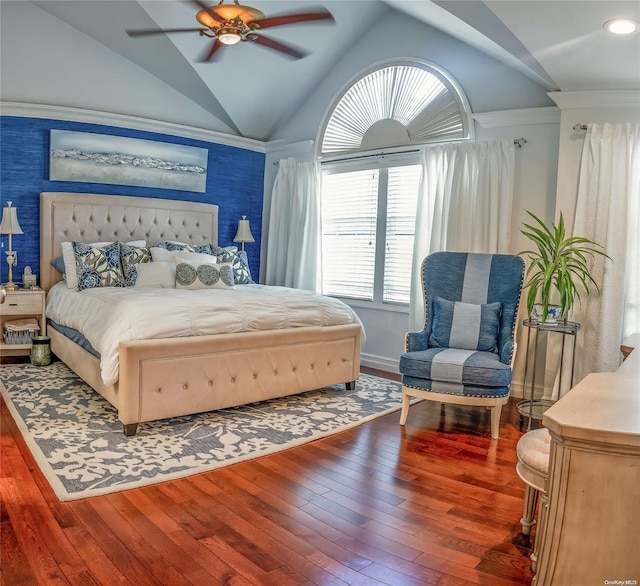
[534,334,640,585]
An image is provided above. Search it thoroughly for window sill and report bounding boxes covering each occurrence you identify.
[331,297,410,314]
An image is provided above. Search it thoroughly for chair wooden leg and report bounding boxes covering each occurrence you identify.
[490,404,502,439]
[520,484,539,536]
[399,390,411,425]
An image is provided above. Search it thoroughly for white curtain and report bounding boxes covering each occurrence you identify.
[409,139,515,330]
[264,157,321,291]
[571,123,640,384]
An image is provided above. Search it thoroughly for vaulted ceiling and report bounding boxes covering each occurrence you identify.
[9,1,640,140]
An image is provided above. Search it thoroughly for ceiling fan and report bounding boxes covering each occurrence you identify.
[126,0,334,62]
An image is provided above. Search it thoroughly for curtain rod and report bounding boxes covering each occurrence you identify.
[273,138,528,165]
[573,124,588,132]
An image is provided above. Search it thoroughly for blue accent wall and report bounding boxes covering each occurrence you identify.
[0,116,265,285]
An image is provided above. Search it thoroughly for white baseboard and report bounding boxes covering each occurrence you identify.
[510,382,525,399]
[360,353,399,374]
[510,382,547,399]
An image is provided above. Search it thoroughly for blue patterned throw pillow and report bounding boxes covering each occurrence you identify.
[211,245,253,284]
[236,250,254,284]
[157,241,196,253]
[73,241,125,290]
[194,244,214,255]
[429,296,502,353]
[120,244,151,287]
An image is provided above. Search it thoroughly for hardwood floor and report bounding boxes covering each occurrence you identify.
[1,366,535,586]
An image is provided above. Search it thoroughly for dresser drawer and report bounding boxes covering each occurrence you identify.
[1,292,44,315]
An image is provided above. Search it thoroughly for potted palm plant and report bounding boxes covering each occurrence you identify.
[519,211,610,324]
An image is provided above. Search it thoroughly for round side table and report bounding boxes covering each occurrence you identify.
[517,319,580,431]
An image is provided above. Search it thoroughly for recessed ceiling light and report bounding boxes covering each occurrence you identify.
[604,19,638,35]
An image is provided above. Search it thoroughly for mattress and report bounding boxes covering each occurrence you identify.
[46,281,364,386]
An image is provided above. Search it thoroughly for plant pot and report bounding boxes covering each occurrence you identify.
[531,303,562,324]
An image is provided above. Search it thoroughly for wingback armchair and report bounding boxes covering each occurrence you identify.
[399,252,524,439]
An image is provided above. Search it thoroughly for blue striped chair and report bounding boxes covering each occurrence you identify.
[399,252,525,439]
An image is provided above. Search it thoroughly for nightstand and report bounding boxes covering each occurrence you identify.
[0,288,47,357]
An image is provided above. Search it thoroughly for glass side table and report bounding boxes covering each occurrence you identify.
[517,318,581,431]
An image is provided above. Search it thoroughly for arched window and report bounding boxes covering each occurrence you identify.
[319,60,472,157]
[318,61,472,305]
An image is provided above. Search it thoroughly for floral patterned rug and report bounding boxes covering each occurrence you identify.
[0,362,405,501]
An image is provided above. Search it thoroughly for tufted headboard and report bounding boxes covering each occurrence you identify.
[40,192,218,291]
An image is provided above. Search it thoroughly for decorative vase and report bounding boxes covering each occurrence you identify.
[531,303,562,325]
[30,336,51,366]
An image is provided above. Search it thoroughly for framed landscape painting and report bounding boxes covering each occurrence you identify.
[49,130,208,193]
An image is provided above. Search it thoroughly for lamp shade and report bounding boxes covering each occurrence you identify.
[0,202,23,235]
[233,216,255,244]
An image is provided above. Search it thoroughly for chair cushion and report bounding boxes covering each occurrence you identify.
[402,375,509,398]
[428,297,502,353]
[399,347,512,398]
[517,428,551,474]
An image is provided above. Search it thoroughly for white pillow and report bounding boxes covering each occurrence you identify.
[149,246,175,262]
[134,262,176,288]
[173,251,217,265]
[175,260,235,290]
[62,240,145,290]
[150,248,216,265]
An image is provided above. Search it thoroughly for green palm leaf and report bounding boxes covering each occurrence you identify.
[518,211,610,322]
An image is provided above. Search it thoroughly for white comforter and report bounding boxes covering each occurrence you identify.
[46,282,364,387]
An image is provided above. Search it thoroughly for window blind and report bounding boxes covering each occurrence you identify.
[321,64,467,156]
[321,169,379,300]
[383,165,422,303]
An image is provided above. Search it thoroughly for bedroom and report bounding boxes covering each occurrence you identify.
[1,1,639,584]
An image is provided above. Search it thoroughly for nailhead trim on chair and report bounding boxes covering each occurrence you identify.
[403,381,509,398]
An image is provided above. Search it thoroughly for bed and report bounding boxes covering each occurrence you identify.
[40,192,362,436]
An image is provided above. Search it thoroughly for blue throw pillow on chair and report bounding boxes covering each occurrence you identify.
[429,296,502,353]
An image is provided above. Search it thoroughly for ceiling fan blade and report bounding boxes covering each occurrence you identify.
[127,27,204,38]
[249,8,334,30]
[197,39,225,62]
[252,34,308,60]
[188,0,226,24]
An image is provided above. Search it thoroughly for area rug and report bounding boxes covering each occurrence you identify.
[0,362,405,501]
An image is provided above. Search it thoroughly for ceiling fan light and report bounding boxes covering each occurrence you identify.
[195,4,264,29]
[195,11,218,29]
[604,18,638,35]
[218,30,242,45]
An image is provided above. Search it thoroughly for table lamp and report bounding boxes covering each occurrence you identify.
[0,202,24,291]
[233,215,255,251]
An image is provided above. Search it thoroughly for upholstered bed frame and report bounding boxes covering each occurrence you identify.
[40,192,361,436]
